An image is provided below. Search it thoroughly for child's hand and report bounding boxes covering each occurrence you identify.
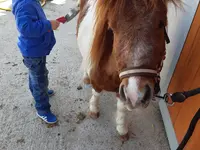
[50,20,60,30]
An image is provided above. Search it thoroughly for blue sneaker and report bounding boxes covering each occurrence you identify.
[37,111,57,124]
[48,90,55,97]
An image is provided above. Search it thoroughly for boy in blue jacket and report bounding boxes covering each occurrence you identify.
[12,0,60,124]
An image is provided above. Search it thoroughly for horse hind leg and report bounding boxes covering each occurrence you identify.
[83,72,91,85]
[116,94,129,141]
[88,89,101,119]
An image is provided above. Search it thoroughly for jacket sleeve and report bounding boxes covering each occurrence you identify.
[15,3,52,37]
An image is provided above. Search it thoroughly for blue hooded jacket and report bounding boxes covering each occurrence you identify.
[12,0,56,57]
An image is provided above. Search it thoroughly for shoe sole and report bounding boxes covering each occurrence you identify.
[36,112,57,124]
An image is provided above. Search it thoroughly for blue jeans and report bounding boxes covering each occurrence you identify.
[23,57,51,114]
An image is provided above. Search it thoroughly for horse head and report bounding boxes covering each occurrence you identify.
[91,0,181,109]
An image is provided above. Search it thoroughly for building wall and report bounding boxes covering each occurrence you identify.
[159,1,199,150]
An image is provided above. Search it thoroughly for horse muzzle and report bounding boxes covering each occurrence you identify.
[119,77,154,109]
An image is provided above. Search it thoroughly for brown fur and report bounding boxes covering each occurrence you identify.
[77,0,181,92]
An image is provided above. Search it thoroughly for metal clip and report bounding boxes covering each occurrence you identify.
[164,93,174,106]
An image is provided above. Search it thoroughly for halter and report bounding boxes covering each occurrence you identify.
[119,21,170,95]
[119,69,159,79]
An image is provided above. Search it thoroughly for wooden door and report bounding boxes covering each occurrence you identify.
[168,3,200,150]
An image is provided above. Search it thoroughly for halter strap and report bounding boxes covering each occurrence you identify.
[159,21,170,44]
[119,69,158,79]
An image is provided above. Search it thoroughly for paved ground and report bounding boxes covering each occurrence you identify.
[0,1,170,150]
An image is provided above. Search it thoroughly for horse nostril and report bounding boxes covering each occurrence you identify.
[141,85,151,103]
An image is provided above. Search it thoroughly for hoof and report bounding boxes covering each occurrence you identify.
[120,133,129,142]
[88,111,100,119]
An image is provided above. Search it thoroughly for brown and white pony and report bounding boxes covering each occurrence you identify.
[76,0,180,141]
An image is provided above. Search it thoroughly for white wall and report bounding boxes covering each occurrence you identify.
[161,0,199,93]
[159,0,199,150]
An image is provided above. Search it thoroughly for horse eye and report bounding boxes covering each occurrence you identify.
[107,27,114,34]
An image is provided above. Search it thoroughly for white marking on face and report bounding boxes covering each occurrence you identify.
[125,77,153,108]
[126,77,139,107]
[127,41,152,68]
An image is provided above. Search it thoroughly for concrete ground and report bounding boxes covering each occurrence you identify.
[0,1,170,150]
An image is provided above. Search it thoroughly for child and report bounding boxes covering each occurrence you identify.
[12,0,60,124]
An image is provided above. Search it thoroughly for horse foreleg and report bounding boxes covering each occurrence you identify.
[88,89,101,119]
[116,95,129,141]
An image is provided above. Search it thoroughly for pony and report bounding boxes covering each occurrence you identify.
[76,0,181,141]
